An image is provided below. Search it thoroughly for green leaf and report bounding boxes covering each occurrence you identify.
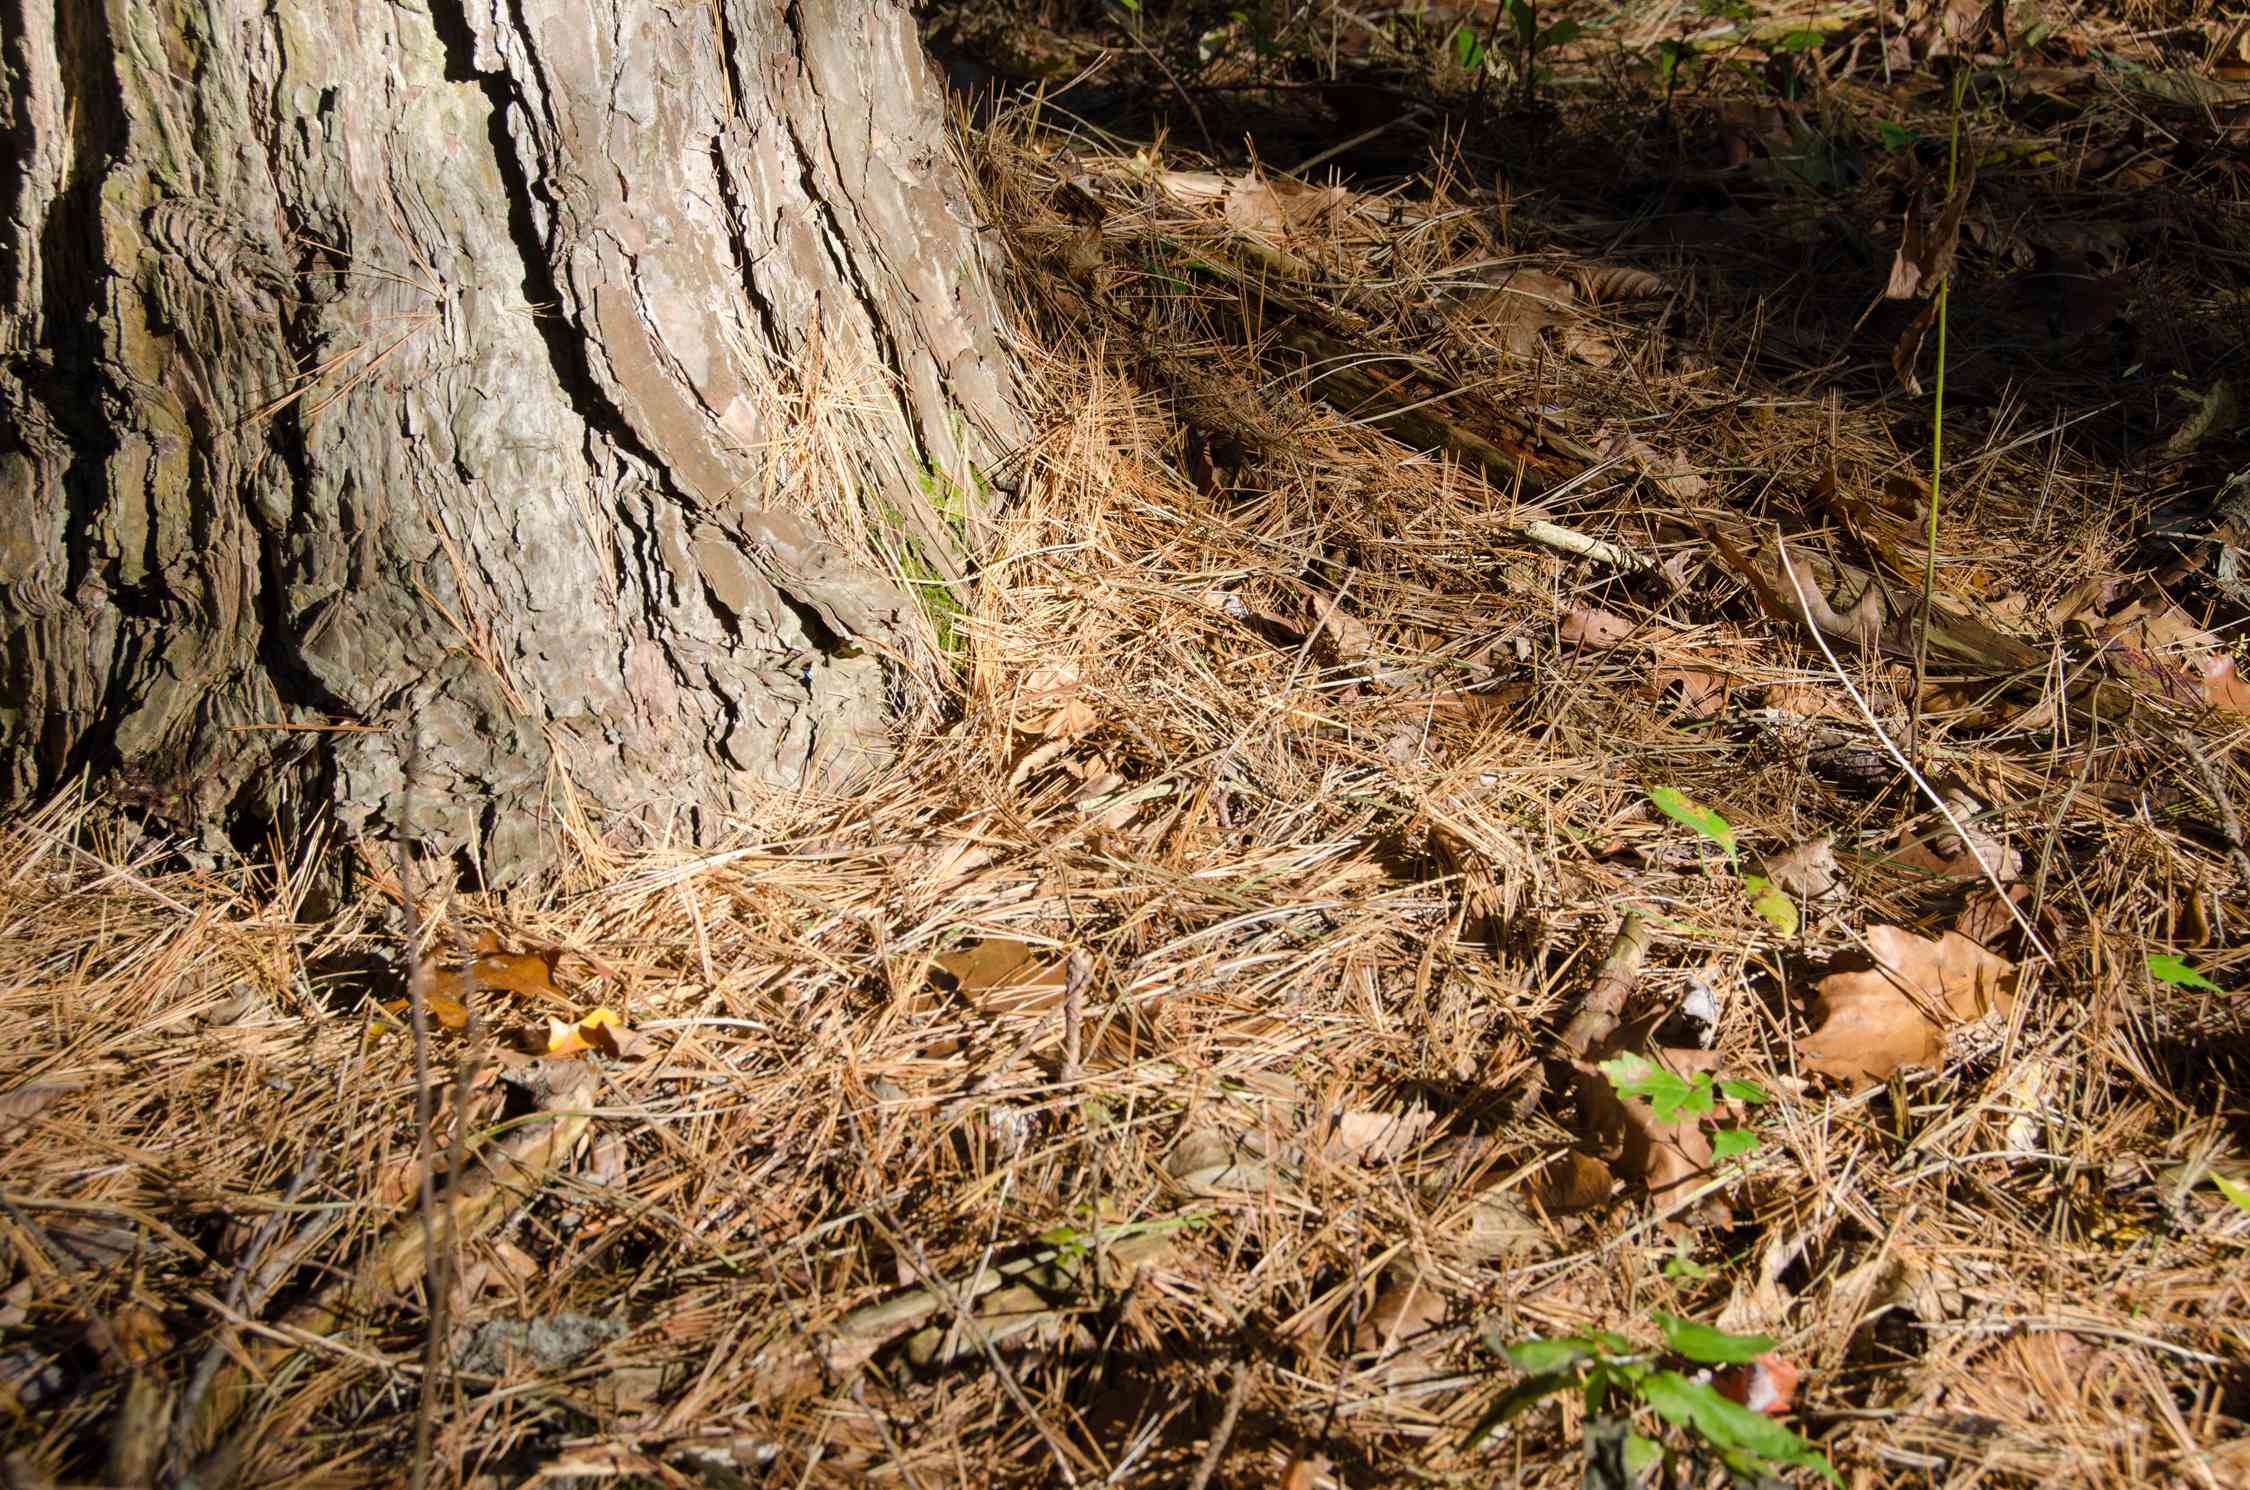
[1875,121,1917,151]
[1656,39,1687,82]
[1599,1050,1657,1091]
[1717,1077,1770,1104]
[1663,1253,1711,1279]
[2147,953,2220,991]
[1464,1370,1577,1448]
[1664,1070,1717,1123]
[2213,1174,2250,1214]
[1777,28,1825,50]
[1743,873,1800,937]
[1503,0,1536,47]
[1589,1328,1636,1356]
[1647,787,1738,862]
[1624,1432,1665,1476]
[1711,1126,1761,1160]
[1504,1337,1597,1372]
[1540,18,1583,46]
[1452,23,1485,69]
[1599,1053,1715,1123]
[1635,1367,1702,1431]
[1653,1312,1775,1364]
[1639,1370,1842,1485]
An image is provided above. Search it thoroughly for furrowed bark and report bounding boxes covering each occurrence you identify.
[0,0,1024,880]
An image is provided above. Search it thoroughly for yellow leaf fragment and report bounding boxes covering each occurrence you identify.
[544,1006,627,1058]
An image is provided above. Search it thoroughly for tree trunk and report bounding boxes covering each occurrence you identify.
[0,0,1024,880]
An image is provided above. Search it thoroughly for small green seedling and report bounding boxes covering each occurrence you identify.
[1469,1312,1840,1486]
[1653,38,1693,108]
[1452,22,1487,71]
[1647,788,1799,937]
[2146,953,2221,991]
[1600,1051,1768,1159]
[1491,0,1582,107]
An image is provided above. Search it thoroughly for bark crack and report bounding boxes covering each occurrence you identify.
[428,0,666,488]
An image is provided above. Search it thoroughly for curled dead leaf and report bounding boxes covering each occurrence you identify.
[1759,682,1863,724]
[1305,590,1380,672]
[378,991,471,1033]
[409,945,566,1015]
[1951,884,2038,948]
[1322,1107,1436,1165]
[1797,926,2017,1086]
[932,937,1070,1016]
[1454,270,1577,359]
[1893,788,2022,882]
[1603,428,1707,502]
[1572,1047,1730,1219]
[1651,666,1734,716]
[1885,160,1978,301]
[1559,605,1637,648]
[1220,175,1354,241]
[1533,1151,1616,1213]
[1575,264,1667,302]
[543,1006,629,1059]
[1354,1262,1447,1360]
[0,1080,81,1129]
[1165,1126,1284,1198]
[1757,835,1842,901]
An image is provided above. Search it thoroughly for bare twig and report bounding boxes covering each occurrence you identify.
[855,1194,1084,1488]
[850,1376,932,1490]
[1559,910,1653,1059]
[1185,1362,1254,1490]
[1780,539,2050,957]
[169,1152,324,1472]
[1061,949,1090,1084]
[2183,735,2250,892]
[0,1191,122,1363]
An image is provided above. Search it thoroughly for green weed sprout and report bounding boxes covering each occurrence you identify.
[1469,1312,1840,1486]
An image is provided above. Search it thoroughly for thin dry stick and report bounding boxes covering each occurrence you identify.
[1060,949,1090,1084]
[1185,1363,1255,1490]
[847,1138,1080,1489]
[849,1376,932,1490]
[1779,540,2050,958]
[0,1192,122,1364]
[2183,735,2250,892]
[402,746,442,1490]
[413,1006,484,1489]
[169,1153,324,1471]
[945,950,1095,1114]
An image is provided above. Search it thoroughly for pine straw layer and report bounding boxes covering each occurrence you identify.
[9,25,2250,1490]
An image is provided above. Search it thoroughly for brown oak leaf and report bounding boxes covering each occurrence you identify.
[1798,926,2017,1086]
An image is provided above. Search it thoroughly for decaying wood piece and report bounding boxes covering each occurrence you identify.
[0,0,1025,881]
[1508,910,1652,1123]
[1558,910,1654,1059]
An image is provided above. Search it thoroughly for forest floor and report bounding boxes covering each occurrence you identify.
[7,1,2250,1487]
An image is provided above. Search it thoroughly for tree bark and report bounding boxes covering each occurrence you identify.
[0,0,1024,880]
